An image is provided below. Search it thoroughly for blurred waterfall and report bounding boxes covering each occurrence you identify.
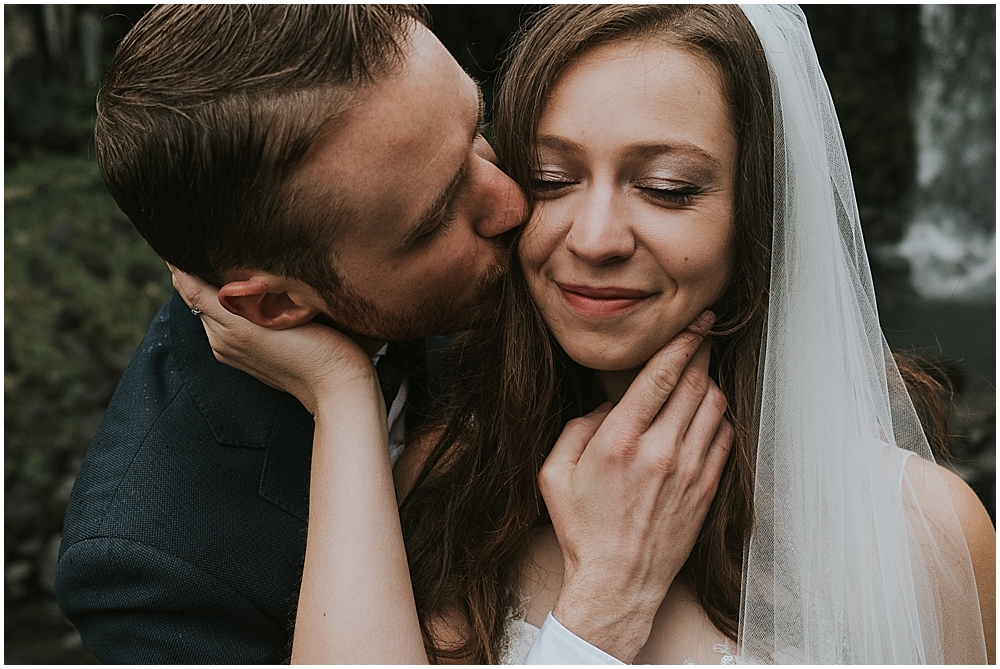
[895,5,995,303]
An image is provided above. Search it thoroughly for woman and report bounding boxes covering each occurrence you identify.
[398,5,994,663]
[178,4,994,663]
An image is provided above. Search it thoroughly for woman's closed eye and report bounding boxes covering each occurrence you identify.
[531,172,705,207]
[530,171,578,197]
[634,179,703,206]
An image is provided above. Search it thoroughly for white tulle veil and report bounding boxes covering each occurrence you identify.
[736,5,987,663]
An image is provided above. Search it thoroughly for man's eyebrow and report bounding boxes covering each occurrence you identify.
[474,81,485,136]
[398,159,468,250]
[398,80,482,251]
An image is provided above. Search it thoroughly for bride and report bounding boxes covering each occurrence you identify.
[177,4,994,664]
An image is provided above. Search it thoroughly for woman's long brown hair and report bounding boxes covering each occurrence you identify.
[399,5,951,662]
[399,7,771,661]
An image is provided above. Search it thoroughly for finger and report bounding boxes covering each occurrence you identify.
[167,263,192,308]
[650,341,712,445]
[701,417,734,489]
[169,266,206,307]
[604,311,715,438]
[547,402,613,470]
[170,269,229,322]
[675,376,728,464]
[685,309,716,337]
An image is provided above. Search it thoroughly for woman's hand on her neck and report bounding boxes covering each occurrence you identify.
[539,311,733,663]
[594,312,717,404]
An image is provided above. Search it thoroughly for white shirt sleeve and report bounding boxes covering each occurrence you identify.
[524,613,625,665]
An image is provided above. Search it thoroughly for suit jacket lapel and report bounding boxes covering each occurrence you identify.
[169,293,314,520]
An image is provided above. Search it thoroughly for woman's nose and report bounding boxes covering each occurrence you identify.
[564,190,636,265]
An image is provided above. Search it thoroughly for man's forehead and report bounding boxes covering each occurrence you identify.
[288,27,481,249]
[307,27,476,158]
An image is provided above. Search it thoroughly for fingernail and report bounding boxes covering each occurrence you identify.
[690,310,716,334]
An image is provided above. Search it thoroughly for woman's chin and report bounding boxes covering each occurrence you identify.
[560,340,660,374]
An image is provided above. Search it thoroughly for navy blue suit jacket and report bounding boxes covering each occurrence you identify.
[55,292,429,663]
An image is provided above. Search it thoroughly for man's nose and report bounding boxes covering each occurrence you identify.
[565,189,636,265]
[471,136,528,239]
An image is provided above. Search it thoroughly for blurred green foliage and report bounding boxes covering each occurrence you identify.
[5,155,171,569]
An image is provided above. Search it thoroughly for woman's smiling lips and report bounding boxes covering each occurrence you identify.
[556,282,655,318]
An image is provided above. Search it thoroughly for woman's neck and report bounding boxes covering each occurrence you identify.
[595,368,641,404]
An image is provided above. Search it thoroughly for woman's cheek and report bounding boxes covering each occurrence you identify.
[517,211,555,273]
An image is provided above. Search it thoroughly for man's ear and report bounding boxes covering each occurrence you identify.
[217,274,321,330]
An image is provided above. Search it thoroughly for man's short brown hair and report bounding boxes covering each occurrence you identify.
[96,4,428,289]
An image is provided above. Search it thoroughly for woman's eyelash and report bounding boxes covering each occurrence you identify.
[532,180,573,192]
[530,174,704,205]
[638,184,702,205]
[530,174,577,194]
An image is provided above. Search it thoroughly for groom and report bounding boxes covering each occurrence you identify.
[57,6,724,664]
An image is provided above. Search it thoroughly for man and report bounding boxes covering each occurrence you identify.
[57,6,728,664]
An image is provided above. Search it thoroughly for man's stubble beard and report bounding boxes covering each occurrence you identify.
[317,248,509,342]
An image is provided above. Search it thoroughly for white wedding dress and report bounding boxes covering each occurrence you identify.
[499,617,540,665]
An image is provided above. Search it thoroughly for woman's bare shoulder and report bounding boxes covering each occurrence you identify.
[903,454,994,546]
[904,453,995,662]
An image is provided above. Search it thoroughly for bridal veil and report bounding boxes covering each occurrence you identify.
[738,5,988,663]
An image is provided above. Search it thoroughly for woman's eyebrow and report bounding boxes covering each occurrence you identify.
[536,134,583,156]
[535,136,722,176]
[623,142,722,169]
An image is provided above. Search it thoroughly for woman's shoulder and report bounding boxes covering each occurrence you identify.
[900,453,994,584]
[902,453,994,546]
[902,453,995,662]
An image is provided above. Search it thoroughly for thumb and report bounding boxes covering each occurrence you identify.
[547,402,614,470]
[169,265,226,321]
